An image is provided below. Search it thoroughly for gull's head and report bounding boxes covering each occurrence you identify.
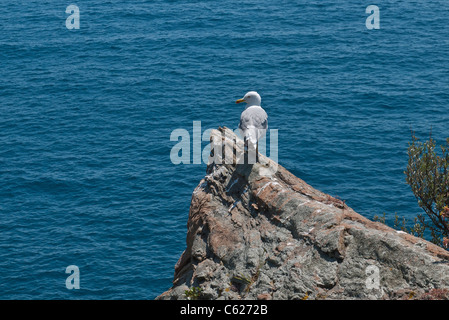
[236,91,261,106]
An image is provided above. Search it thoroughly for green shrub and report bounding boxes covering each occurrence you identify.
[184,286,203,300]
[404,131,449,248]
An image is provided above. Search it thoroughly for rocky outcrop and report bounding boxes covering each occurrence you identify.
[157,127,449,300]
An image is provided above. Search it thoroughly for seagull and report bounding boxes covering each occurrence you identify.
[236,91,268,163]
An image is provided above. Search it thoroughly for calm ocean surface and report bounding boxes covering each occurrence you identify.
[1,0,448,299]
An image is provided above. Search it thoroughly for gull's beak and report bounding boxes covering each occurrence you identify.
[235,98,245,104]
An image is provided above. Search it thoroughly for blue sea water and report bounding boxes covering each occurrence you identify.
[1,0,449,299]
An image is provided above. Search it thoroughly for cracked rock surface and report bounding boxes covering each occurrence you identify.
[157,127,449,300]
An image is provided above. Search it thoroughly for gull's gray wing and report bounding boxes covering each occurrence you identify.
[239,106,268,144]
[238,106,268,131]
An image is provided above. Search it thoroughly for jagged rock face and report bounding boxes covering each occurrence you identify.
[157,127,449,300]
